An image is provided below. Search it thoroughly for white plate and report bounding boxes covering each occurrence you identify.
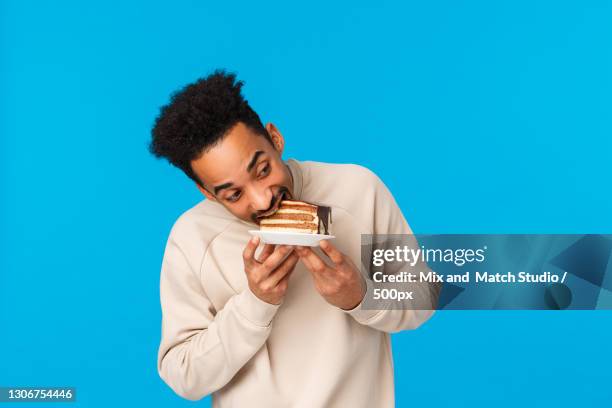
[248,230,335,246]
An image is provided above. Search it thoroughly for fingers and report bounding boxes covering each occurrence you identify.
[263,245,296,270]
[257,244,276,263]
[271,260,296,294]
[263,251,299,287]
[319,240,344,266]
[296,246,330,276]
[276,262,296,289]
[243,239,297,305]
[242,236,260,268]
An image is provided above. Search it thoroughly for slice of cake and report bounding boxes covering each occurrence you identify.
[259,200,332,235]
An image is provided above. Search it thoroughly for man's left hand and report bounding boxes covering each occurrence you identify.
[296,240,366,310]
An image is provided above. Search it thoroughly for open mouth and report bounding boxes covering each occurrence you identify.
[257,191,288,220]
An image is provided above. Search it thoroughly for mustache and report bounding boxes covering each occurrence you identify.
[251,187,290,223]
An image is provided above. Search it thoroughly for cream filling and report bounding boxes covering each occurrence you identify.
[260,215,319,225]
[271,209,315,215]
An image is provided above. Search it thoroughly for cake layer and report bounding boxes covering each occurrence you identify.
[259,199,332,235]
[280,200,316,208]
[260,213,315,222]
[261,223,318,234]
[279,203,317,211]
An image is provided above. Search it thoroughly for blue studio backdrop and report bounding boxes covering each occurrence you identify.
[1,1,611,406]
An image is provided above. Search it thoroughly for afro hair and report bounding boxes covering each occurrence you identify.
[149,69,271,187]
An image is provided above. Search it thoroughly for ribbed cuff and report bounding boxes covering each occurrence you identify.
[235,287,281,327]
[342,278,384,323]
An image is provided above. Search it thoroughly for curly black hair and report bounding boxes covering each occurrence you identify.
[149,69,271,187]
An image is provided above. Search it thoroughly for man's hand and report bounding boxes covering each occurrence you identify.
[242,237,299,305]
[296,240,366,310]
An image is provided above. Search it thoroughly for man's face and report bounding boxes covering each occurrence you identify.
[191,122,294,225]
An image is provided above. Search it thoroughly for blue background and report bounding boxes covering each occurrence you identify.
[2,1,611,406]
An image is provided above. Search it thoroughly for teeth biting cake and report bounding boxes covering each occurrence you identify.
[259,200,332,235]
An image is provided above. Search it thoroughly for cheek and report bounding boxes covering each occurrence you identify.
[269,162,289,184]
[226,202,253,220]
[231,200,250,214]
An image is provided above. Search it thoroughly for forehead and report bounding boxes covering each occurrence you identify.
[191,122,272,188]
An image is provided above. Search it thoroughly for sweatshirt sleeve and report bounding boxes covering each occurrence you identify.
[343,168,441,333]
[157,234,280,401]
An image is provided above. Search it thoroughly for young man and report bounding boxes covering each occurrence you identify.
[150,69,437,407]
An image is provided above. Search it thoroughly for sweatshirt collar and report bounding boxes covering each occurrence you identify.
[285,158,303,201]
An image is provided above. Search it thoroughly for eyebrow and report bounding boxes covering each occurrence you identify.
[212,150,265,195]
[247,151,264,172]
[213,182,234,195]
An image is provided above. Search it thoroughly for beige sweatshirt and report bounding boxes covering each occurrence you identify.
[157,159,436,407]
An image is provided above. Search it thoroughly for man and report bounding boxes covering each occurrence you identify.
[149,69,437,407]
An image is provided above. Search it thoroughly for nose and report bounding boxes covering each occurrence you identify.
[249,188,274,212]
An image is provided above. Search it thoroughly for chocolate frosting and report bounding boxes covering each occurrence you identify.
[316,205,332,235]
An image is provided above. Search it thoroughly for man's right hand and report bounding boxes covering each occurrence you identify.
[242,236,298,305]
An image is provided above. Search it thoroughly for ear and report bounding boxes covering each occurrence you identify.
[265,122,285,155]
[196,182,217,201]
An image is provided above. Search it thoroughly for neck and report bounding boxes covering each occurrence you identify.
[285,162,295,199]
